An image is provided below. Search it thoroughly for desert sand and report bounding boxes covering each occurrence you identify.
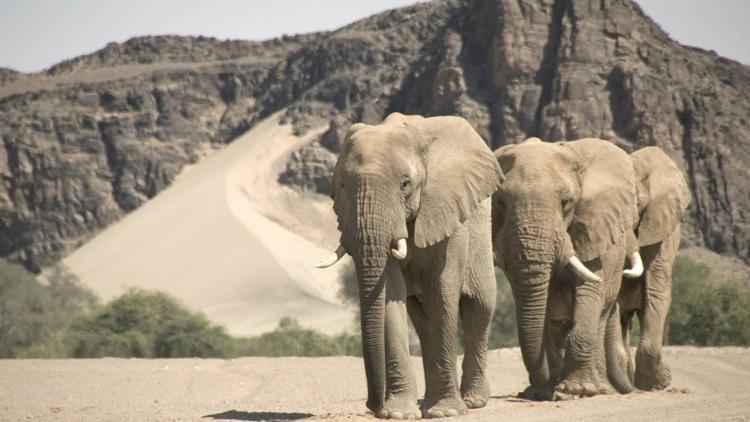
[63,111,353,336]
[1,347,748,421]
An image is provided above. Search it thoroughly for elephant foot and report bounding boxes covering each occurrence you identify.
[518,385,555,401]
[555,370,610,399]
[461,378,490,408]
[375,396,422,420]
[555,381,609,398]
[635,362,671,391]
[421,396,468,419]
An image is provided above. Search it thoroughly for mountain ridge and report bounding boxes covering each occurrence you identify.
[0,0,748,275]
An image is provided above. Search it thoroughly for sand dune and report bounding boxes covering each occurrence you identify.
[63,111,353,336]
[2,347,748,421]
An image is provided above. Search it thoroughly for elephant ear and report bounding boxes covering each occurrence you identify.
[491,142,524,237]
[413,117,504,248]
[564,139,638,261]
[631,147,691,247]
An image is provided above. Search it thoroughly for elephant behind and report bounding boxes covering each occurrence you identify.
[618,146,691,390]
[492,137,640,400]
[317,113,503,418]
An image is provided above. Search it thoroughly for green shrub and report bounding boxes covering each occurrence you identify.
[239,317,361,357]
[0,260,97,358]
[65,289,236,358]
[668,256,750,346]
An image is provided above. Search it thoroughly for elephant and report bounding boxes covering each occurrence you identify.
[491,137,641,400]
[618,146,691,390]
[316,112,503,418]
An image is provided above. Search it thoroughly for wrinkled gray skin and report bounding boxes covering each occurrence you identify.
[618,147,691,391]
[492,138,638,400]
[326,113,503,418]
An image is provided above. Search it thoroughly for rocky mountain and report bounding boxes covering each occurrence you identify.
[1,0,749,272]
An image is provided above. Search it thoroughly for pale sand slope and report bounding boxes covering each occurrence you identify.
[63,111,353,336]
[1,347,748,421]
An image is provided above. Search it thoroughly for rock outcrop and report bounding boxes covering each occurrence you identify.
[1,0,749,271]
[283,0,750,267]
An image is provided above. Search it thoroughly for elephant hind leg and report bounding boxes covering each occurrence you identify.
[635,299,671,391]
[634,234,677,391]
[458,289,495,409]
[407,296,430,379]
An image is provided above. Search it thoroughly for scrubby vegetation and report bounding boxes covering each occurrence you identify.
[0,260,97,358]
[239,316,361,357]
[667,257,750,346]
[0,259,361,358]
[2,253,747,359]
[65,289,237,358]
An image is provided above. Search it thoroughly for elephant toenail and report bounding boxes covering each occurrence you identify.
[430,410,444,418]
[445,409,459,417]
[582,383,597,395]
[570,382,582,392]
[391,412,403,419]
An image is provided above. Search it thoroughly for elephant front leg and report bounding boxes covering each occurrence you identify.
[556,274,609,399]
[377,261,421,420]
[420,255,468,416]
[421,289,466,418]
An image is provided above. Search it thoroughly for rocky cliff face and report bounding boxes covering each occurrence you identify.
[281,0,750,267]
[1,0,749,271]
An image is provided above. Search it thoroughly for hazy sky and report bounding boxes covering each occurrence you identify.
[0,0,748,73]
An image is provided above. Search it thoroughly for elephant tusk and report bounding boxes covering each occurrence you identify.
[391,238,407,260]
[315,244,346,268]
[568,256,602,283]
[622,251,644,278]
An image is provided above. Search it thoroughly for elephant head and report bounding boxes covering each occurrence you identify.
[317,113,503,411]
[629,147,691,248]
[492,137,638,387]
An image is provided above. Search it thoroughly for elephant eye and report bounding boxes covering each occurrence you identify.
[400,178,411,191]
[561,197,573,211]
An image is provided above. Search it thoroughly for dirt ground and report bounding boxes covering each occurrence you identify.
[1,347,748,421]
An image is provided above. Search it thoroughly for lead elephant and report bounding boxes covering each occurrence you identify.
[492,137,640,400]
[317,113,503,418]
[618,147,691,390]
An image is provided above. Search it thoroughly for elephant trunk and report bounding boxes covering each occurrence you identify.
[499,209,558,387]
[511,272,551,387]
[351,175,399,412]
[357,241,388,412]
